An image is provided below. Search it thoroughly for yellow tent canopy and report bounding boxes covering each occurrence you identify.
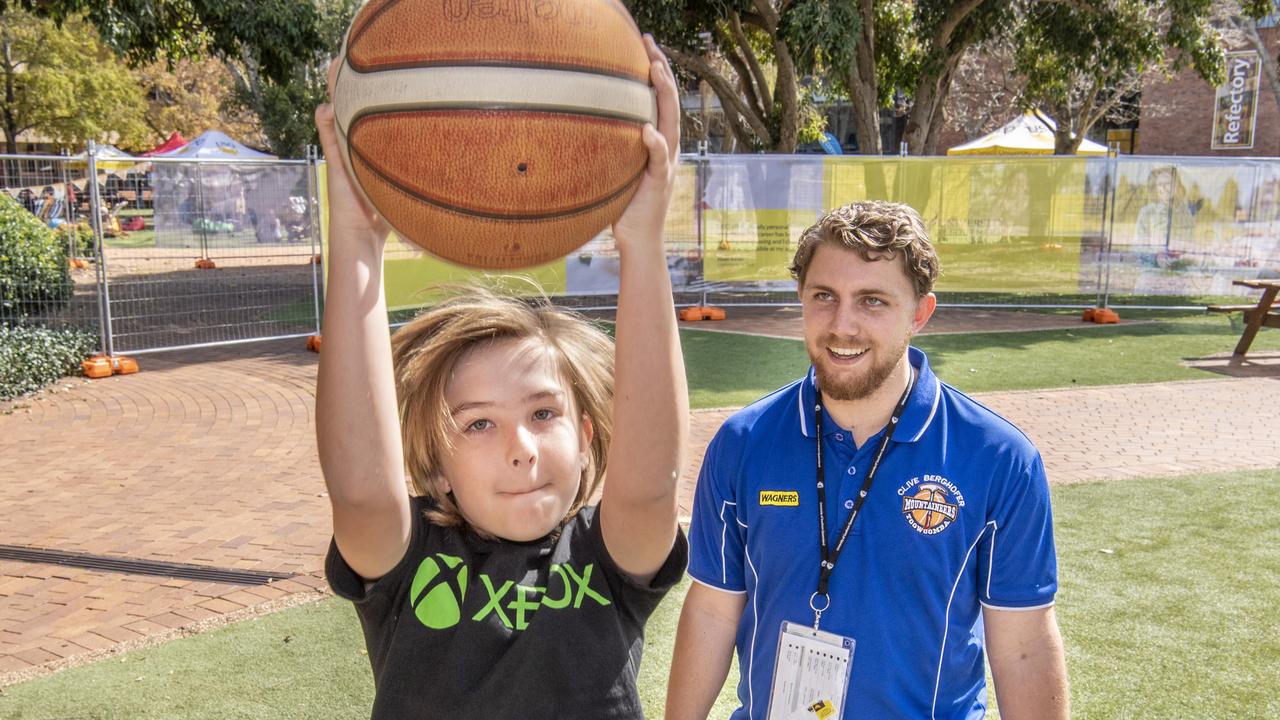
[67,145,140,172]
[947,112,1108,156]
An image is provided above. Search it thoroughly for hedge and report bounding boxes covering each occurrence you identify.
[0,324,97,400]
[0,192,71,319]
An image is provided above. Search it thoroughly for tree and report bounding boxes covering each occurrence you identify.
[0,9,148,156]
[631,0,1018,155]
[1214,0,1280,118]
[629,0,816,152]
[134,54,261,149]
[223,0,358,158]
[1015,0,1272,154]
[0,0,323,87]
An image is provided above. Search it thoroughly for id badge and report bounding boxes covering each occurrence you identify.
[765,621,855,720]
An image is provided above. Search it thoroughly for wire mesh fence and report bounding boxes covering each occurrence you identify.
[0,146,322,356]
[3,145,1279,360]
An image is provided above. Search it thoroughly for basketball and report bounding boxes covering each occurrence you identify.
[331,0,656,269]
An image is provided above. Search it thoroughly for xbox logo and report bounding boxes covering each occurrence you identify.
[409,553,468,629]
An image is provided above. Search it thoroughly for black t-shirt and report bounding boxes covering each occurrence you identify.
[326,497,688,719]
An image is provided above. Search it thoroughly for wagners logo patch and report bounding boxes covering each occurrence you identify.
[760,490,799,507]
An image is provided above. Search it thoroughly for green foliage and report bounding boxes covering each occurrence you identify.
[228,0,358,157]
[2,0,324,87]
[56,221,98,259]
[0,323,96,399]
[0,193,71,318]
[0,9,150,152]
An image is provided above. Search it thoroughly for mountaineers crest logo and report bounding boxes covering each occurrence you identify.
[897,475,965,535]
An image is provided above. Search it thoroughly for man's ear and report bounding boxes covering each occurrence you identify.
[912,293,937,335]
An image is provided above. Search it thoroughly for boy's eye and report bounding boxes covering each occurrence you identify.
[466,419,492,432]
[532,408,558,421]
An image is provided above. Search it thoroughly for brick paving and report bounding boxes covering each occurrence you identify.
[2,309,1278,685]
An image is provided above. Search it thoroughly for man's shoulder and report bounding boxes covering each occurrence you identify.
[719,376,806,436]
[934,380,1040,461]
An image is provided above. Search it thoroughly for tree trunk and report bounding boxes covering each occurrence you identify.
[772,43,799,152]
[844,0,881,154]
[1239,17,1280,118]
[903,49,965,154]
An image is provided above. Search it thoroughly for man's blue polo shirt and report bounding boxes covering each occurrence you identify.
[687,347,1057,720]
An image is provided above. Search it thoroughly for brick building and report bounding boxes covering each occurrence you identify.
[1137,23,1279,156]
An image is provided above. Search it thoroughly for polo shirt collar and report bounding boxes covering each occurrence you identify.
[797,347,941,443]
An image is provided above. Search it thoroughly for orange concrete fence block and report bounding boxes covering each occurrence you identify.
[306,335,322,352]
[1083,307,1120,324]
[82,355,140,378]
[678,306,727,322]
[82,355,113,379]
[110,356,139,375]
[194,258,217,269]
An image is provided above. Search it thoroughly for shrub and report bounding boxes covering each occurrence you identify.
[57,222,98,259]
[0,193,71,318]
[0,324,97,400]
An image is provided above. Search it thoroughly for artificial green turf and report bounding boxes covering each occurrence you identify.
[681,313,1280,408]
[4,471,1276,718]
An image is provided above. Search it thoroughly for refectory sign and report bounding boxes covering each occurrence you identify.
[1211,51,1261,150]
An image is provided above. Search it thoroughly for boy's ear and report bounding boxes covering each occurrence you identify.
[579,413,594,469]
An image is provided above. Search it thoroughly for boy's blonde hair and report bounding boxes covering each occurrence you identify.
[789,201,939,297]
[391,288,614,530]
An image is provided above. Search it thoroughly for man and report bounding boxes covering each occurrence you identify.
[667,201,1068,720]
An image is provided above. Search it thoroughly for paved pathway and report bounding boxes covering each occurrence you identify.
[1,308,1277,685]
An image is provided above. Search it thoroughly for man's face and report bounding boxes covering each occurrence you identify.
[799,243,935,401]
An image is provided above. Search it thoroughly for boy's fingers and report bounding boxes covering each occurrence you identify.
[327,57,340,99]
[315,104,341,156]
[643,124,670,179]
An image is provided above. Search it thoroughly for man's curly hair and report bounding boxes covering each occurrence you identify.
[789,201,939,297]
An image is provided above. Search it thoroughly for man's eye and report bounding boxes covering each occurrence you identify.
[865,297,885,306]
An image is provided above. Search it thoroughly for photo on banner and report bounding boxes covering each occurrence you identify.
[1109,159,1276,297]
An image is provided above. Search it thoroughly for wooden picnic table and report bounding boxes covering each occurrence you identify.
[1211,279,1280,356]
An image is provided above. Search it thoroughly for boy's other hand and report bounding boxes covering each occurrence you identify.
[612,34,679,251]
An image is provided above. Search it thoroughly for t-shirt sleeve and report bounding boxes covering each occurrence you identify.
[584,508,688,626]
[325,498,424,608]
[977,451,1058,609]
[686,429,748,593]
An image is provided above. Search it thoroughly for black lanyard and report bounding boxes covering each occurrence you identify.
[810,370,916,629]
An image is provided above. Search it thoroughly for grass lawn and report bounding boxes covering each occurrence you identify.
[682,312,1280,408]
[3,470,1275,718]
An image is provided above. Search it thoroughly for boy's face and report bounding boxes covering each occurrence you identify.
[440,337,592,541]
[799,243,934,401]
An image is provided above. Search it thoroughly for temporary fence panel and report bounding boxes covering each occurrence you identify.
[6,145,1280,361]
[0,154,104,348]
[318,160,705,314]
[100,154,321,354]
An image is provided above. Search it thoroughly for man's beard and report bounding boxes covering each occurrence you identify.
[809,331,911,401]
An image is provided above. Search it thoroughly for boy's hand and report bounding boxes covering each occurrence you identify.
[315,59,390,248]
[612,35,679,250]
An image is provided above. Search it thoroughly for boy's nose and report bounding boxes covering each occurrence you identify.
[509,426,537,467]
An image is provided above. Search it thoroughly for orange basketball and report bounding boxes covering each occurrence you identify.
[331,0,655,269]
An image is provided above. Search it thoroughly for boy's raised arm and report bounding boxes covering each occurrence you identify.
[313,84,412,581]
[599,36,689,582]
